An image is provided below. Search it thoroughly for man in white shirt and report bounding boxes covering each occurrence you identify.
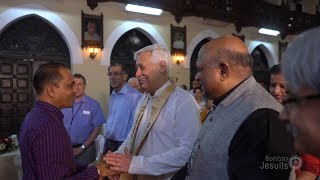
[104,44,200,180]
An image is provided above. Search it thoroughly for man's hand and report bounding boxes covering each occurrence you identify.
[95,155,119,177]
[104,147,133,173]
[73,147,83,157]
[108,174,120,180]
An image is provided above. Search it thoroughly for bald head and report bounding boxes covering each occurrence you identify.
[196,36,253,98]
[206,35,248,54]
[198,36,253,77]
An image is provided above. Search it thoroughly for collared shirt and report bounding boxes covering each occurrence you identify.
[117,81,200,180]
[62,95,105,145]
[105,83,141,141]
[18,101,98,179]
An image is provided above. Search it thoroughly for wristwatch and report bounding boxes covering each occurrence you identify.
[80,144,86,149]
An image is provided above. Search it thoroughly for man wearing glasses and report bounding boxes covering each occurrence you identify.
[280,27,320,159]
[104,63,141,153]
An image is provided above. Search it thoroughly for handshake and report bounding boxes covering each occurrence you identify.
[94,148,132,179]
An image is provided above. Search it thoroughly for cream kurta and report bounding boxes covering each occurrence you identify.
[116,81,200,180]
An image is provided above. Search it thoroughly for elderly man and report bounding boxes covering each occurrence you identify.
[18,63,115,179]
[280,27,320,158]
[268,65,320,179]
[104,63,141,152]
[105,44,200,180]
[186,36,294,179]
[61,73,105,166]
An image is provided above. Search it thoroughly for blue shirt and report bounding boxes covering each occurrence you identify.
[18,101,98,179]
[105,83,141,141]
[62,95,105,145]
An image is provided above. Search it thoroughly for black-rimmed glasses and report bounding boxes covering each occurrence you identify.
[107,72,123,77]
[282,94,320,115]
[283,94,320,106]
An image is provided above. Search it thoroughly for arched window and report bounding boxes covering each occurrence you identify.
[251,45,269,89]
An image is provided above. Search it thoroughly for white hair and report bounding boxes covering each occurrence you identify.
[128,77,138,83]
[134,44,171,71]
[281,27,320,93]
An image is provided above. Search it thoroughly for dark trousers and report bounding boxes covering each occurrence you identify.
[103,139,123,153]
[74,143,96,167]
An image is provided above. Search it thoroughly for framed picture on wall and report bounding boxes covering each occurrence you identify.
[278,41,288,61]
[81,10,103,48]
[171,24,186,55]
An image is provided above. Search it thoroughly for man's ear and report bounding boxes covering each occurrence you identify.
[46,85,56,98]
[219,62,230,80]
[159,61,167,73]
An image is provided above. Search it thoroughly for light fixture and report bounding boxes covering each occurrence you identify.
[258,28,280,36]
[125,4,163,16]
[172,54,185,65]
[88,47,99,59]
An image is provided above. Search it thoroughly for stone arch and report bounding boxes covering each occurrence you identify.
[185,29,220,69]
[0,3,82,65]
[248,41,278,68]
[102,20,167,66]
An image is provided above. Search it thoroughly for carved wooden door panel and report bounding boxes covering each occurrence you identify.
[0,16,70,136]
[0,59,31,136]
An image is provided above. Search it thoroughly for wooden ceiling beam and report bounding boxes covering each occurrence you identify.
[87,0,320,39]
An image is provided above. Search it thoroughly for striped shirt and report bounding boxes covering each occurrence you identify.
[19,101,98,180]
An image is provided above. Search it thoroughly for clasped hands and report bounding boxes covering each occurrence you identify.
[95,148,133,179]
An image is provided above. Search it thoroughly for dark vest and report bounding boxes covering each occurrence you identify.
[186,76,282,179]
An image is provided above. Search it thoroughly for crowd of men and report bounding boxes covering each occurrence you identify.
[18,26,320,179]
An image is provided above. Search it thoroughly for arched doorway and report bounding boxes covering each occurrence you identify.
[0,16,70,137]
[251,45,269,89]
[111,29,152,79]
[190,38,210,88]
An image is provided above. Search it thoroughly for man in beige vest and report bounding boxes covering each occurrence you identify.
[104,44,200,180]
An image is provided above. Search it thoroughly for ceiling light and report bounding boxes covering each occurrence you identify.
[258,28,280,36]
[125,4,163,16]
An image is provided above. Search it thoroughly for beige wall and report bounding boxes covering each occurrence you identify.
[0,0,301,115]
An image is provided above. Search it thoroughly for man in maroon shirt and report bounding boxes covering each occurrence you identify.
[18,63,115,179]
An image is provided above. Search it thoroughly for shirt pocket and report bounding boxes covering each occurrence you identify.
[80,112,92,127]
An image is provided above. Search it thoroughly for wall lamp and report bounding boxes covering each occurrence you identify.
[172,53,185,65]
[88,47,99,59]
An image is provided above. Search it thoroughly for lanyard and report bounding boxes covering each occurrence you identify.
[70,102,83,125]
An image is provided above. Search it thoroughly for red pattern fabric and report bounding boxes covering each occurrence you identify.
[295,153,320,176]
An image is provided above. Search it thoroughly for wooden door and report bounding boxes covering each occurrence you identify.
[0,59,31,136]
[0,16,70,136]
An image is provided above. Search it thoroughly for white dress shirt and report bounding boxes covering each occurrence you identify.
[116,81,200,180]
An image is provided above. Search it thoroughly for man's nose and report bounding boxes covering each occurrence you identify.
[136,67,142,77]
[275,86,282,94]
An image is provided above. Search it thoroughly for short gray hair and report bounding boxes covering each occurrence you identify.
[134,44,171,71]
[281,27,320,93]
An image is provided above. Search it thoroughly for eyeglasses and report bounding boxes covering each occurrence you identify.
[282,94,320,115]
[107,72,123,77]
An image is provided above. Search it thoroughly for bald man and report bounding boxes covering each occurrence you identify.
[185,36,294,179]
